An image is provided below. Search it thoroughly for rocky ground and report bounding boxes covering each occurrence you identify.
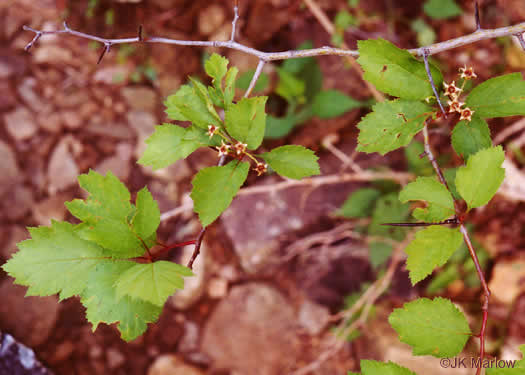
[1,0,525,374]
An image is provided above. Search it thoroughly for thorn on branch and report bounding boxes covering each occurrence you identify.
[421,48,447,119]
[230,0,240,42]
[138,25,143,42]
[516,33,525,51]
[475,2,481,30]
[97,43,112,64]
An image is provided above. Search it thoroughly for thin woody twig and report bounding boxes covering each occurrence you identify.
[21,20,525,62]
[423,124,490,375]
[244,59,265,98]
[475,2,481,31]
[516,33,525,50]
[230,0,240,42]
[421,49,447,118]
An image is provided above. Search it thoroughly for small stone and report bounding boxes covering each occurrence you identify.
[0,140,21,196]
[106,348,125,370]
[147,354,205,375]
[198,5,226,36]
[170,244,207,310]
[177,321,200,353]
[0,333,54,375]
[207,277,228,298]
[0,280,59,347]
[121,86,157,112]
[0,80,16,111]
[489,259,525,305]
[4,107,38,141]
[32,193,72,226]
[62,110,83,129]
[3,185,34,221]
[95,143,133,181]
[92,66,131,84]
[1,226,28,260]
[38,110,63,133]
[17,77,44,112]
[297,299,331,335]
[34,45,73,64]
[201,284,300,374]
[87,119,133,140]
[127,110,156,158]
[47,137,80,194]
[49,341,75,364]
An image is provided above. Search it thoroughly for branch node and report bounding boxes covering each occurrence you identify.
[97,43,112,64]
[138,24,143,42]
[516,33,525,51]
[63,20,70,31]
[421,49,447,118]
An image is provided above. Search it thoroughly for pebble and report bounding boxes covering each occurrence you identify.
[170,244,206,310]
[32,193,72,226]
[106,347,125,370]
[127,110,157,158]
[47,136,80,194]
[4,107,38,141]
[17,77,44,112]
[95,143,133,181]
[147,354,205,375]
[121,86,157,112]
[3,185,34,221]
[0,140,21,196]
[198,5,226,36]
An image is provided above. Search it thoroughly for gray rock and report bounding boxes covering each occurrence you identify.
[32,193,72,226]
[95,143,133,182]
[4,107,38,141]
[3,186,33,221]
[0,280,59,347]
[47,137,79,194]
[33,45,73,65]
[298,299,331,335]
[17,78,43,113]
[147,354,204,375]
[178,321,200,354]
[221,179,352,273]
[1,226,28,261]
[0,140,21,196]
[198,5,226,36]
[121,86,157,112]
[169,243,207,310]
[0,332,54,375]
[87,119,133,140]
[201,284,300,375]
[127,110,156,158]
[105,348,125,370]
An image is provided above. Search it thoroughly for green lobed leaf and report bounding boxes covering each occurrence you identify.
[357,38,443,100]
[115,261,193,306]
[357,100,432,155]
[191,161,250,227]
[260,145,320,180]
[388,297,471,357]
[224,96,268,150]
[132,188,160,240]
[164,83,221,129]
[337,188,381,218]
[1,221,109,301]
[369,192,410,241]
[369,241,393,269]
[204,53,228,90]
[311,90,363,118]
[404,140,433,176]
[423,0,462,20]
[66,171,145,258]
[223,67,239,107]
[264,114,298,139]
[138,124,213,170]
[276,68,306,102]
[455,146,505,210]
[443,168,461,200]
[466,73,525,118]
[360,360,417,375]
[405,226,463,284]
[81,261,162,342]
[189,77,222,123]
[451,115,492,161]
[399,176,455,222]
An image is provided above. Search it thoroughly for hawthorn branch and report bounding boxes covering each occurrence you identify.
[422,124,490,375]
[22,21,525,64]
[421,50,447,118]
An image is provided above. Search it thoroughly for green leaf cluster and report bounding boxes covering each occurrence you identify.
[138,53,320,227]
[2,171,193,341]
[266,41,366,139]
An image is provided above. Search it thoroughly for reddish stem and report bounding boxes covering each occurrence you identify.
[151,240,197,260]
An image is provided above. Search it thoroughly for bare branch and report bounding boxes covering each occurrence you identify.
[421,49,447,118]
[22,21,525,62]
[243,59,265,98]
[230,0,240,42]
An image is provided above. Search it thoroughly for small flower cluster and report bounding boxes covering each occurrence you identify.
[442,66,477,122]
[211,124,267,176]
